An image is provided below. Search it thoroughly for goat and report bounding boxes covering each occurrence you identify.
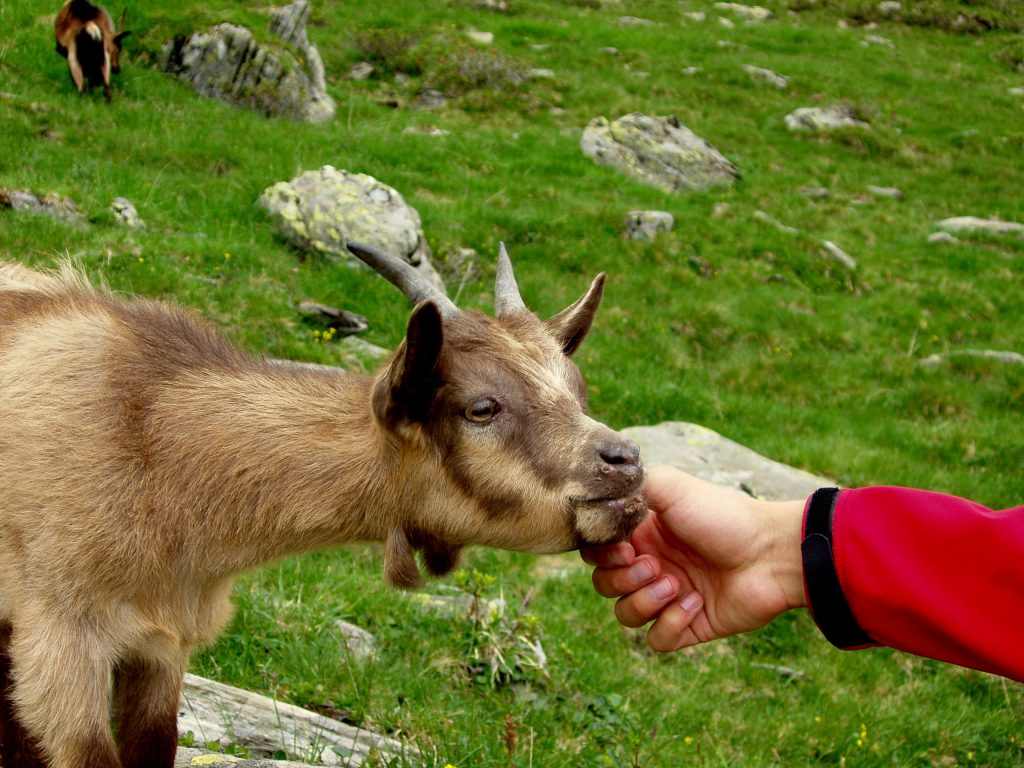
[54,0,130,100]
[0,244,645,768]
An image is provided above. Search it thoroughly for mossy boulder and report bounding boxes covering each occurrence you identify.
[160,20,334,123]
[257,166,444,289]
[581,113,740,193]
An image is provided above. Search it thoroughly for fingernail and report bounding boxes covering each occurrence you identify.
[649,577,674,601]
[680,591,703,613]
[607,549,628,567]
[628,560,653,583]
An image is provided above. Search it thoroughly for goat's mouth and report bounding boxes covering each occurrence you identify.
[571,491,648,549]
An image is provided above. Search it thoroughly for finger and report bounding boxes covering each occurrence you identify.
[580,541,635,568]
[591,554,661,598]
[647,591,705,652]
[612,574,680,627]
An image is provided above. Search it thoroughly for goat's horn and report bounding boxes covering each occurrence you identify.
[118,8,127,31]
[346,241,458,319]
[494,242,527,318]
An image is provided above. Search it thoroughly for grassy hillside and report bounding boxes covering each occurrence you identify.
[2,0,1022,765]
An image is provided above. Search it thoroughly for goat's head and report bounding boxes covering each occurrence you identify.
[108,10,130,74]
[348,242,645,588]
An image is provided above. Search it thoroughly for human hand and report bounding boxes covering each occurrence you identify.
[581,466,806,652]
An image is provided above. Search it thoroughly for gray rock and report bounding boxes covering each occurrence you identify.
[785,104,869,132]
[178,674,409,766]
[878,1,902,15]
[622,422,833,500]
[581,113,740,193]
[160,10,334,123]
[713,3,774,22]
[465,29,494,45]
[334,620,377,660]
[820,240,857,270]
[619,16,656,26]
[110,196,145,229]
[866,185,903,199]
[1010,86,1024,96]
[411,89,447,110]
[297,301,369,336]
[753,209,799,235]
[257,166,444,289]
[175,748,319,768]
[269,0,329,99]
[0,188,84,224]
[683,11,707,22]
[928,231,959,244]
[921,349,1024,368]
[743,64,787,89]
[624,210,674,240]
[798,186,830,198]
[346,61,375,80]
[935,216,1024,237]
[409,591,506,621]
[862,34,894,47]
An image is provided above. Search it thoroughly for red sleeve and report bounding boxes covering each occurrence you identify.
[802,486,1024,682]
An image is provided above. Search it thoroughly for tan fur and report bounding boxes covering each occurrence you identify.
[54,0,128,101]
[0,260,643,767]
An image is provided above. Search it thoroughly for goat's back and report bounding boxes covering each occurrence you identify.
[0,261,248,621]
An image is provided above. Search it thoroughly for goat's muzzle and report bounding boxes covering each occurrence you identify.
[571,437,646,548]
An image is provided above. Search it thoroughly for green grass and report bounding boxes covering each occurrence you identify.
[2,0,1023,764]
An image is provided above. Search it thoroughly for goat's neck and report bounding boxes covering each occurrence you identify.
[149,364,407,577]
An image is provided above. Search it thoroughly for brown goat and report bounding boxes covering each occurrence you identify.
[54,0,129,100]
[0,245,645,768]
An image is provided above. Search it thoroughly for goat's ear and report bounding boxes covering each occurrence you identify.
[373,301,444,427]
[114,31,132,45]
[384,527,422,589]
[545,273,605,356]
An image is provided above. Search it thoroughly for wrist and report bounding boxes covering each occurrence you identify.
[761,498,808,611]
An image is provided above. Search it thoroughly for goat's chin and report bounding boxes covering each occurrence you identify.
[571,492,648,549]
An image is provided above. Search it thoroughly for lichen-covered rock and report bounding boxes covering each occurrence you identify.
[624,210,674,240]
[935,216,1024,237]
[257,166,444,289]
[160,14,334,123]
[785,104,869,132]
[621,422,833,501]
[0,188,84,224]
[581,113,739,193]
[713,2,774,22]
[743,64,787,89]
[110,197,145,229]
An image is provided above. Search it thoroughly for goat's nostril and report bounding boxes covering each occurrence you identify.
[598,439,640,467]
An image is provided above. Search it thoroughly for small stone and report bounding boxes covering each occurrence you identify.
[297,301,369,336]
[347,61,375,80]
[712,2,774,22]
[718,16,736,28]
[334,620,377,660]
[619,16,656,26]
[682,11,707,21]
[711,202,731,218]
[529,68,555,79]
[753,210,799,235]
[878,1,902,14]
[743,64,787,89]
[109,197,145,230]
[866,185,904,199]
[1009,86,1024,96]
[928,231,959,244]
[798,186,830,198]
[862,34,894,47]
[820,240,856,270]
[600,47,619,55]
[465,29,494,45]
[623,210,674,241]
[785,104,869,132]
[935,216,1024,237]
[681,66,701,75]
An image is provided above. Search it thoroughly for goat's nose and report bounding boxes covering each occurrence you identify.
[598,439,641,468]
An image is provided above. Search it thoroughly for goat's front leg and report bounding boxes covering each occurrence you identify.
[0,623,47,768]
[113,654,186,768]
[8,617,120,768]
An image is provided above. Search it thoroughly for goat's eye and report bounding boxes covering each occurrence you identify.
[464,398,500,423]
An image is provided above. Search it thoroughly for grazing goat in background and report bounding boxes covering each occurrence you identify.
[54,0,130,100]
[0,244,645,768]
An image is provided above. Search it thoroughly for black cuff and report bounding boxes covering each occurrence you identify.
[802,487,873,649]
